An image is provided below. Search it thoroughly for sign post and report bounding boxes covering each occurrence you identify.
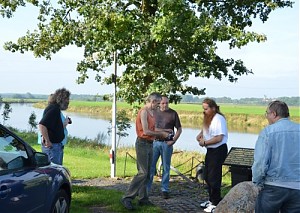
[111,51,117,178]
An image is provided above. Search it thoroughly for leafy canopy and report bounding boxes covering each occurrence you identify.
[1,0,293,104]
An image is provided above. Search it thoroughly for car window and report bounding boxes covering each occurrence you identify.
[0,129,28,172]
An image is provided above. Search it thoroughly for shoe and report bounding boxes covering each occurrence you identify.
[200,200,212,208]
[138,199,154,206]
[204,204,216,213]
[120,198,134,210]
[162,191,169,199]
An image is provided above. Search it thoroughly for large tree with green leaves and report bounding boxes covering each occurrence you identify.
[1,0,293,103]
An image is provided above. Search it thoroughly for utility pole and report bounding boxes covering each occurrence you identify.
[110,51,117,178]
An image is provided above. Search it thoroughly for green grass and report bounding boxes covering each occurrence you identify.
[71,185,163,213]
[35,100,299,117]
[64,101,300,117]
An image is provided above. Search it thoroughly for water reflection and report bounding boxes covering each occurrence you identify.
[4,103,259,152]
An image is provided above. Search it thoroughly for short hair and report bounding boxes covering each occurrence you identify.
[268,100,290,118]
[146,92,162,103]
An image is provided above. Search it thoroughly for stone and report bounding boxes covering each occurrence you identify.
[215,181,260,213]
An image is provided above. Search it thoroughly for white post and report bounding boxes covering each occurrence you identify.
[111,51,117,178]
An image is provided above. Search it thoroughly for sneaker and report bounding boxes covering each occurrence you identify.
[138,199,154,206]
[204,204,216,213]
[120,198,134,210]
[200,200,212,208]
[162,191,169,199]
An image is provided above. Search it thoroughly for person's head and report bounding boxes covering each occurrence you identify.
[202,98,224,129]
[159,96,169,111]
[53,88,71,110]
[146,92,162,110]
[48,94,55,105]
[265,100,289,124]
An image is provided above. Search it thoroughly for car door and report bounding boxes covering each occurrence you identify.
[0,128,49,213]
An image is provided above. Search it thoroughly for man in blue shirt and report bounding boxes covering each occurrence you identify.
[252,100,300,213]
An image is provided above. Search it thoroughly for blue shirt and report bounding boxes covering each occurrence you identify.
[252,118,300,189]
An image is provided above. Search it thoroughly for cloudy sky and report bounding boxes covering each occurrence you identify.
[0,2,299,99]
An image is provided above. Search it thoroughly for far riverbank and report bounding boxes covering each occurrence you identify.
[34,101,299,134]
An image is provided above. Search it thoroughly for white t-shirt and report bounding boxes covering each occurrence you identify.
[203,113,228,148]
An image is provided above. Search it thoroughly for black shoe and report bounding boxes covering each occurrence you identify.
[120,198,134,210]
[138,199,154,206]
[162,191,169,199]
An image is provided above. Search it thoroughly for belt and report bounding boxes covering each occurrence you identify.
[137,137,153,144]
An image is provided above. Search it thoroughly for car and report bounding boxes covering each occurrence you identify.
[0,124,72,213]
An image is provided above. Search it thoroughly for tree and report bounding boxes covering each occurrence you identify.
[108,109,132,147]
[28,111,38,132]
[1,102,12,125]
[1,0,293,104]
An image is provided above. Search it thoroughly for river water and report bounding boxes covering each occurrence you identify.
[3,103,259,153]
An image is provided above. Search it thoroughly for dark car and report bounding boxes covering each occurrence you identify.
[0,124,71,213]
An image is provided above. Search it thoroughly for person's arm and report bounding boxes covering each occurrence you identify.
[141,109,168,138]
[196,130,203,147]
[252,131,269,187]
[39,124,52,148]
[167,126,182,146]
[199,135,223,147]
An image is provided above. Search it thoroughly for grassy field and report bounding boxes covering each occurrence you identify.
[35,100,299,117]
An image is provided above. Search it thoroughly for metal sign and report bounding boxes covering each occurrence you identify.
[223,147,254,167]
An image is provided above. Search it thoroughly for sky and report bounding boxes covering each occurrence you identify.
[0,2,299,99]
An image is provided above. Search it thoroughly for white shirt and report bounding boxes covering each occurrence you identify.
[203,113,228,148]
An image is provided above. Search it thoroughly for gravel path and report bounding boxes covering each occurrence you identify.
[72,176,208,213]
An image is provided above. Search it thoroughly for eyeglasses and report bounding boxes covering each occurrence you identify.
[265,111,272,117]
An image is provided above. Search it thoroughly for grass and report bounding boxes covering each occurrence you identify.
[35,100,300,117]
[71,186,162,213]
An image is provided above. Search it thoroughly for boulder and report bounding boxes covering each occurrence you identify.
[215,181,260,213]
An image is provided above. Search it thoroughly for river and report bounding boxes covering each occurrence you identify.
[3,103,259,152]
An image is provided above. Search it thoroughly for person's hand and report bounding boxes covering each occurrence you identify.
[42,138,53,148]
[196,134,203,142]
[198,138,206,147]
[161,131,169,139]
[166,140,175,146]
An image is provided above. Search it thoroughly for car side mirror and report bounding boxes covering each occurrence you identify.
[34,152,51,166]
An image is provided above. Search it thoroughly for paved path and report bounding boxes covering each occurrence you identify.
[73,176,208,213]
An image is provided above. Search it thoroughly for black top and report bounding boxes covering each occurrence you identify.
[39,104,64,143]
[154,108,182,130]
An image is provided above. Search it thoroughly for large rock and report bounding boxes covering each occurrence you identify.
[215,181,260,213]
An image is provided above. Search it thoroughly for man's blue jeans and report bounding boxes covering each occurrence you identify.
[42,143,64,165]
[148,140,173,192]
[256,184,300,213]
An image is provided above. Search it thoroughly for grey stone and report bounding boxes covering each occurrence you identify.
[215,181,260,213]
